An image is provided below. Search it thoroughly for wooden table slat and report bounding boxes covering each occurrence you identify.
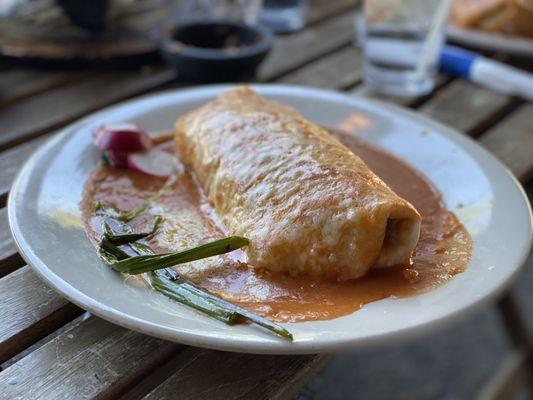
[418,79,518,136]
[0,310,328,400]
[0,67,177,152]
[479,349,532,400]
[0,208,24,277]
[259,11,356,81]
[0,317,180,400]
[279,46,362,89]
[140,349,329,400]
[308,0,359,24]
[0,134,50,207]
[0,69,89,108]
[0,266,82,364]
[479,103,533,182]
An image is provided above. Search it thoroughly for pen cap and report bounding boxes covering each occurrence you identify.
[439,45,475,77]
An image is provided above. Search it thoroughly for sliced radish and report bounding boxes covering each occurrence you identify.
[127,148,177,177]
[93,123,152,152]
[148,130,174,145]
[103,150,129,168]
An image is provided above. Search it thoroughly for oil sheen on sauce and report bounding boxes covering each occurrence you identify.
[81,132,472,323]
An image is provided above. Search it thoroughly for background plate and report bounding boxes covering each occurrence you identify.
[8,85,532,354]
[448,25,533,57]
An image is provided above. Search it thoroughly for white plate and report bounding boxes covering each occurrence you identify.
[448,25,533,57]
[8,85,532,354]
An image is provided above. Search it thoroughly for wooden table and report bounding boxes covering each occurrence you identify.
[0,2,531,399]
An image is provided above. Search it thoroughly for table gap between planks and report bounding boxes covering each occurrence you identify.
[0,1,532,399]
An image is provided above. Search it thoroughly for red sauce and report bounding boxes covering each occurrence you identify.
[81,132,472,323]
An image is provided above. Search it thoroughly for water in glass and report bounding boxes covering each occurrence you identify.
[358,0,451,96]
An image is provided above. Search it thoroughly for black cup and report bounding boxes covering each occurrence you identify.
[159,20,272,82]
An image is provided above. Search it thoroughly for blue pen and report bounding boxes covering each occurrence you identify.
[440,45,533,101]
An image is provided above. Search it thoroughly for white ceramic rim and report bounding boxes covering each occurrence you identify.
[8,84,533,354]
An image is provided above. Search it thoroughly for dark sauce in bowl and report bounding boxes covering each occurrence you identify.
[160,21,272,82]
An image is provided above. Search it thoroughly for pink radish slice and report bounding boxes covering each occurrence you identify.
[127,148,177,177]
[148,130,174,145]
[103,150,128,168]
[93,123,152,152]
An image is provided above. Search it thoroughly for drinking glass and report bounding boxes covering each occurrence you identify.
[356,0,451,96]
[259,0,308,32]
[177,0,262,25]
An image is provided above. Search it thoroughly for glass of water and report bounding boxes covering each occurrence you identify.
[177,0,262,25]
[357,0,451,96]
[259,0,308,32]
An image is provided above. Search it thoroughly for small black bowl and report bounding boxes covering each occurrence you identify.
[159,20,272,82]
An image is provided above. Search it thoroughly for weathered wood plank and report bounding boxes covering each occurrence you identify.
[0,317,180,400]
[0,208,24,277]
[279,46,362,89]
[496,292,532,348]
[479,349,532,400]
[140,349,329,400]
[418,79,518,135]
[0,313,89,371]
[478,104,533,182]
[259,11,356,81]
[0,67,177,151]
[0,134,50,206]
[308,0,358,24]
[0,60,15,71]
[0,266,82,364]
[479,292,533,399]
[0,69,87,108]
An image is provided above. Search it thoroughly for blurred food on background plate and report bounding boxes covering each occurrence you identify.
[452,0,533,37]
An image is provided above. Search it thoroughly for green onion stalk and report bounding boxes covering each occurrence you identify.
[95,204,292,340]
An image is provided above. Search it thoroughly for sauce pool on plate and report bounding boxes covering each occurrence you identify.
[81,130,472,323]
